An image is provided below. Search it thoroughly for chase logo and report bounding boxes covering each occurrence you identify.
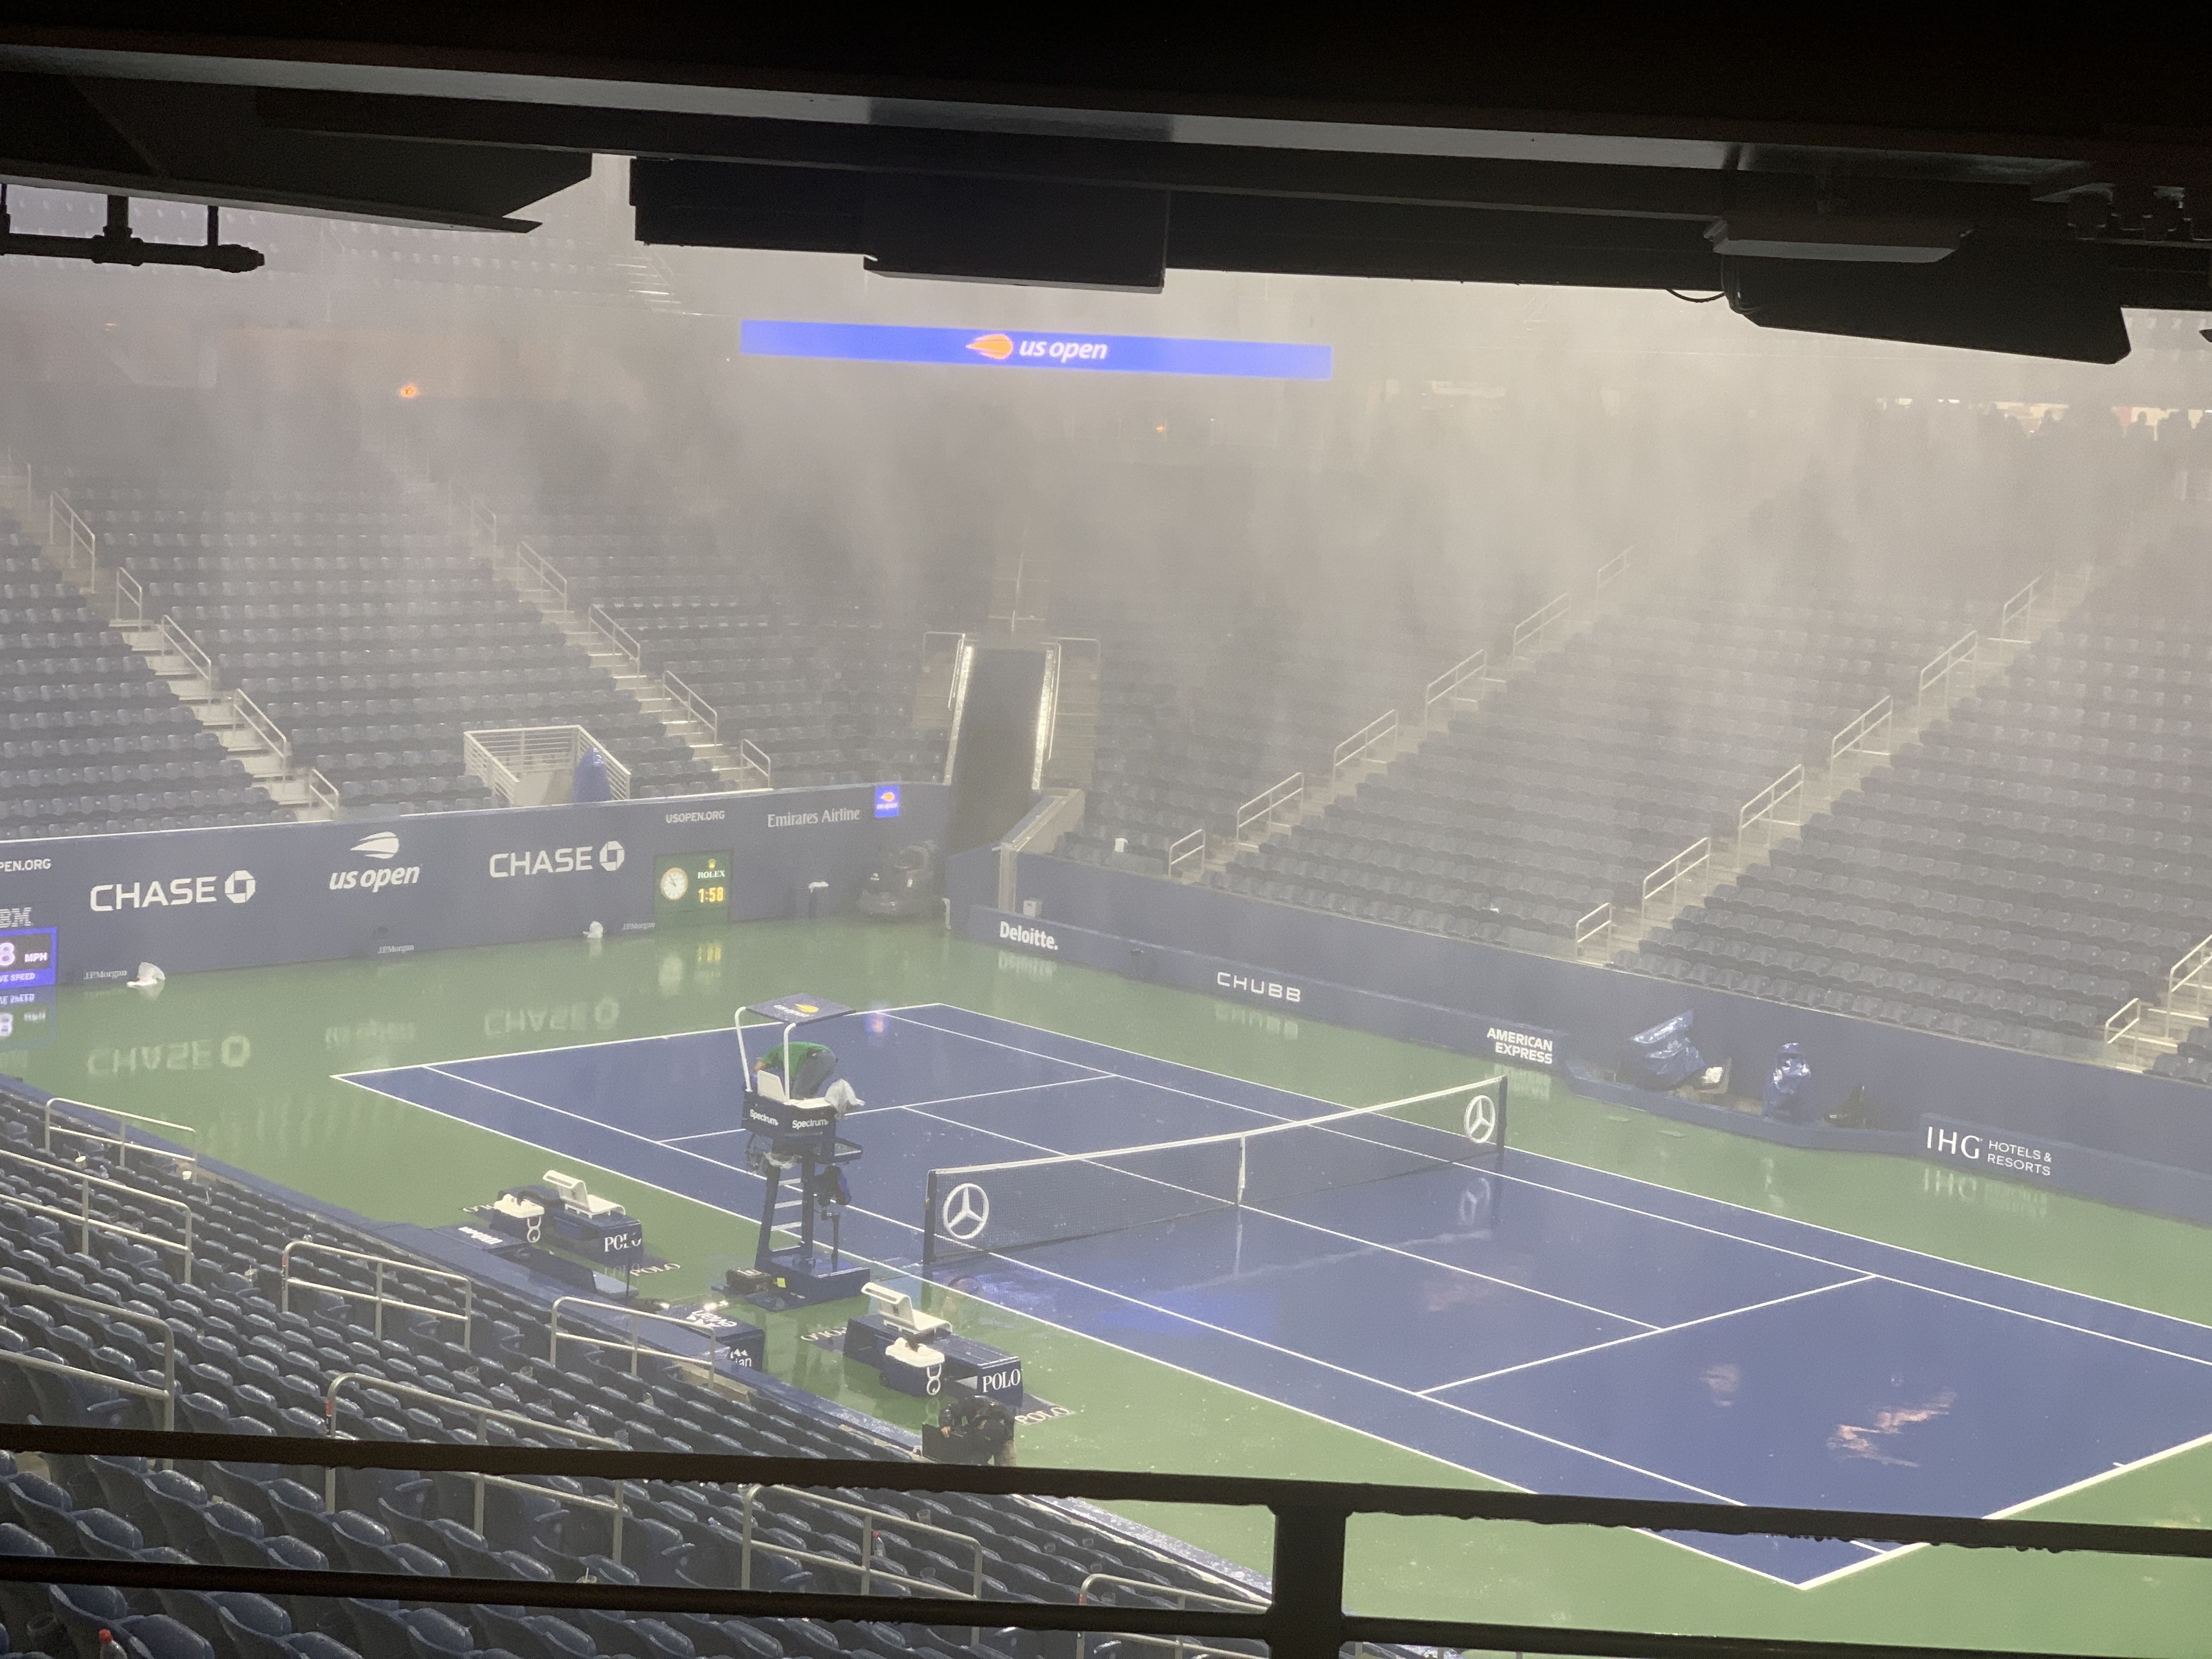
[873,784,901,819]
[351,832,400,861]
[965,333,1014,361]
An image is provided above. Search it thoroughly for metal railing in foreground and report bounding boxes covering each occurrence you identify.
[281,1240,474,1344]
[1331,709,1398,783]
[0,1143,193,1282]
[1574,901,1614,955]
[0,1424,2205,1659]
[1997,574,2045,641]
[0,1276,176,1428]
[1423,647,1489,718]
[1167,826,1207,880]
[41,1097,198,1170]
[1511,591,1573,656]
[1831,695,1894,765]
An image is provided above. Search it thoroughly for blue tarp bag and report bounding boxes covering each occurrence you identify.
[1625,1010,1704,1090]
[1763,1042,1815,1121]
[571,746,612,804]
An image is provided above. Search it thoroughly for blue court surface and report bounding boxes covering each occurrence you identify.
[339,1003,2212,1587]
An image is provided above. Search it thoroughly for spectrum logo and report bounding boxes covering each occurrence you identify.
[966,333,1014,360]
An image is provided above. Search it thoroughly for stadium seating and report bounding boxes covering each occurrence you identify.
[0,514,285,842]
[479,489,952,789]
[0,1084,1260,1657]
[63,472,724,814]
[1637,537,2212,1054]
[1204,581,1982,944]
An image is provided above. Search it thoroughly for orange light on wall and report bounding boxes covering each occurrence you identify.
[397,383,420,399]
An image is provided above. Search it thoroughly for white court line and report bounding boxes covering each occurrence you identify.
[659,1077,1117,1146]
[894,1006,2212,1364]
[347,1012,2212,1590]
[326,1066,1853,1592]
[1419,1277,1877,1393]
[366,1000,949,1072]
[887,1098,1654,1331]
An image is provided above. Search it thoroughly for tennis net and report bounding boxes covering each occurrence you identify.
[921,1076,1506,1271]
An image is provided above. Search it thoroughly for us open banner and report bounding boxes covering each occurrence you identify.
[0,783,947,982]
[972,907,1566,1070]
[741,320,1333,381]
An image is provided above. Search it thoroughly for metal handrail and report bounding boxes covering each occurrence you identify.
[663,669,720,739]
[0,1144,194,1282]
[43,1098,199,1171]
[0,1347,172,1432]
[1234,773,1303,847]
[50,491,95,581]
[551,1295,751,1382]
[1511,592,1573,656]
[923,632,969,712]
[465,725,631,804]
[1167,827,1207,880]
[0,1270,178,1423]
[1737,764,1805,850]
[468,497,498,551]
[1830,696,1893,765]
[2104,999,2144,1046]
[1,1421,2209,1659]
[1079,1572,1263,1659]
[229,687,292,772]
[281,1240,474,1344]
[158,614,216,691]
[1997,575,2045,642]
[323,1371,624,1554]
[737,737,772,790]
[1330,710,1398,782]
[588,603,644,673]
[1641,837,1711,914]
[512,538,569,617]
[2168,932,2212,1002]
[1595,546,1634,592]
[739,1481,984,1605]
[1917,629,1981,704]
[112,565,144,625]
[1575,902,1613,952]
[306,768,343,814]
[1423,648,1488,717]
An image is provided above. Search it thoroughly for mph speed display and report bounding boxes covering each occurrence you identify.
[0,928,57,990]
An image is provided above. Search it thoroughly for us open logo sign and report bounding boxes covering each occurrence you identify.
[941,1182,991,1243]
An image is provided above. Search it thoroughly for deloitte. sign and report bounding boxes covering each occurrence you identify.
[740,320,1332,381]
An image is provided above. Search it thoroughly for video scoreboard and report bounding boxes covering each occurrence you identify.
[0,928,56,990]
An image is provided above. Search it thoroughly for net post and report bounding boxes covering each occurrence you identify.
[921,1171,938,1277]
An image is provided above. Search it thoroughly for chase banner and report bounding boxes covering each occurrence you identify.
[0,783,947,983]
[741,321,1332,381]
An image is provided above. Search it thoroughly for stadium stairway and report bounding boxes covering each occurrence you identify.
[1595,561,2101,964]
[0,1082,1274,1659]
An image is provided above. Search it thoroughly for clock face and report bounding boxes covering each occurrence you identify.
[659,866,690,902]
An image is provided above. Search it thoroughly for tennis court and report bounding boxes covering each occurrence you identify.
[340,1000,2212,1588]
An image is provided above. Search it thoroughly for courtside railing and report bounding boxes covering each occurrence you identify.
[0,1144,193,1282]
[1234,773,1304,847]
[1,1424,2206,1659]
[1595,545,1634,592]
[465,725,631,804]
[0,1280,176,1431]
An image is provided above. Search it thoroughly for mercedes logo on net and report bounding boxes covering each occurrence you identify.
[940,1182,991,1243]
[1463,1090,1498,1146]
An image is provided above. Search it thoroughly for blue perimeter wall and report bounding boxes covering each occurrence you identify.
[963,850,2212,1227]
[0,782,949,982]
